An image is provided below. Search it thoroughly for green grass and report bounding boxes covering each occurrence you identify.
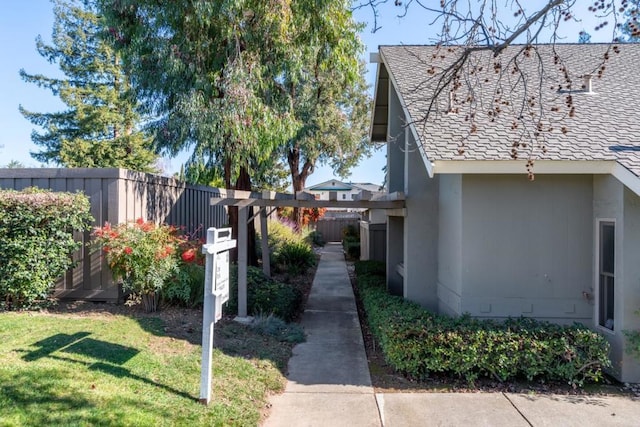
[0,312,290,426]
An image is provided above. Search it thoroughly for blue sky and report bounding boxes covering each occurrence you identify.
[0,1,603,187]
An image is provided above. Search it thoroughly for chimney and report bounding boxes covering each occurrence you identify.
[583,75,593,93]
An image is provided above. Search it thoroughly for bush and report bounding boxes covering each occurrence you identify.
[93,219,181,294]
[163,234,206,308]
[308,230,325,246]
[342,224,360,259]
[163,262,205,307]
[227,265,302,322]
[355,261,612,387]
[0,188,93,308]
[261,219,316,275]
[273,241,316,275]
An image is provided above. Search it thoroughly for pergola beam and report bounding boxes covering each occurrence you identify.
[211,191,405,209]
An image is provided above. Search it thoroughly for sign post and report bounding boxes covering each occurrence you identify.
[199,227,236,405]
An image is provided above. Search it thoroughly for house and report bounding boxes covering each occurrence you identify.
[305,179,384,203]
[370,43,640,382]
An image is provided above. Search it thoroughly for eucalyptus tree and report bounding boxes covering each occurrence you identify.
[280,0,371,224]
[101,0,302,263]
[20,0,156,171]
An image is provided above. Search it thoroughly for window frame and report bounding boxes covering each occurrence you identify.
[595,218,616,333]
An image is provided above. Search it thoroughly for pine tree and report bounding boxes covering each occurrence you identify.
[19,0,156,171]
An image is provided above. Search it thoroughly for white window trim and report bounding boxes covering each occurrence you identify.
[595,218,616,335]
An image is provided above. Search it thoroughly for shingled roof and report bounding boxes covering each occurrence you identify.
[373,43,640,179]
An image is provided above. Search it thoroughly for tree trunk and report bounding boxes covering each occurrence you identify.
[225,159,257,266]
[287,145,315,228]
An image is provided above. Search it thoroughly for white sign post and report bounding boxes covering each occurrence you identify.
[199,227,236,405]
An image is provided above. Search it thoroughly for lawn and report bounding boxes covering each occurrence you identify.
[0,310,291,426]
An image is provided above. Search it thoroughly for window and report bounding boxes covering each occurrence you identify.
[598,221,615,330]
[342,194,346,200]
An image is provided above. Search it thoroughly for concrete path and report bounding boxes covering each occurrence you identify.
[262,243,639,427]
[263,242,380,427]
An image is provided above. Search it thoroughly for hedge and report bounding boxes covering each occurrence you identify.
[0,188,93,308]
[355,261,612,387]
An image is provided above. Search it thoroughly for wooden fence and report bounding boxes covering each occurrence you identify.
[0,168,227,301]
[314,217,360,242]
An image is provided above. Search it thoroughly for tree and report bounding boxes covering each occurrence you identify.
[4,160,25,169]
[101,0,304,263]
[280,1,372,225]
[355,0,639,173]
[19,0,156,171]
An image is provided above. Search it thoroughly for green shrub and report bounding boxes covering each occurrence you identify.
[355,260,385,277]
[342,235,360,260]
[342,224,360,259]
[0,188,93,308]
[227,265,302,322]
[260,219,316,275]
[162,235,206,308]
[355,261,612,387]
[308,230,325,246]
[163,262,205,307]
[273,241,316,275]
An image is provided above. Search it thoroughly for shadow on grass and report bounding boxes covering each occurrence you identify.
[23,332,139,365]
[20,332,196,402]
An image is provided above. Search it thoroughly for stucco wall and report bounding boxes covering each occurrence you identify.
[622,187,640,382]
[437,174,463,316]
[403,130,439,310]
[386,81,405,296]
[457,174,593,322]
[593,175,625,379]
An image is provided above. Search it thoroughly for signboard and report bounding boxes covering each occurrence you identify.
[199,227,236,405]
[214,250,229,304]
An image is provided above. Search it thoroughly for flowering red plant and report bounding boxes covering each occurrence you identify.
[92,219,182,307]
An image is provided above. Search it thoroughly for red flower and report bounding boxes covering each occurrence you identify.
[103,246,111,253]
[124,247,133,255]
[181,248,196,263]
[136,217,144,225]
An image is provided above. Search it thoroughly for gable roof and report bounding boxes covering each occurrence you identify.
[372,44,640,182]
[306,179,354,191]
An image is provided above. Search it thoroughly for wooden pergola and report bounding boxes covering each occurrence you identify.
[210,189,405,318]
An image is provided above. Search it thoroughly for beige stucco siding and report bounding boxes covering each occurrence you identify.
[456,174,593,321]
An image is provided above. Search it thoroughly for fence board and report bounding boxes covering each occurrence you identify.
[0,168,227,301]
[315,217,359,242]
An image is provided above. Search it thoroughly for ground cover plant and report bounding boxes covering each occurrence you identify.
[0,308,292,426]
[355,261,612,388]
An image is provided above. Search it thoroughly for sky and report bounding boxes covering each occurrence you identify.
[0,1,605,187]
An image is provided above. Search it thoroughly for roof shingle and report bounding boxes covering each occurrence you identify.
[379,44,640,176]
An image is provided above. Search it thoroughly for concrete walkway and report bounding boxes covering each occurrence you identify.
[262,243,639,427]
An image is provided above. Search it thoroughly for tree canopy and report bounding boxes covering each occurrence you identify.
[20,0,156,171]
